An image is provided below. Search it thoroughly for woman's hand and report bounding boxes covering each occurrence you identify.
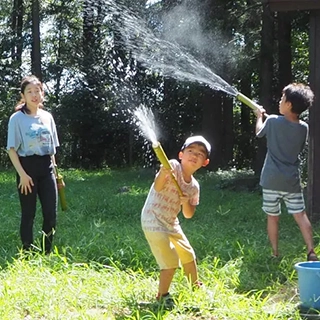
[19,173,34,195]
[57,177,65,190]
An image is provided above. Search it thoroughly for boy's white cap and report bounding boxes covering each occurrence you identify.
[181,135,211,156]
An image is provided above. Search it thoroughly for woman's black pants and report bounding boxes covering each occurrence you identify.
[17,155,57,253]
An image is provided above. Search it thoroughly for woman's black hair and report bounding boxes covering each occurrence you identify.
[15,75,44,114]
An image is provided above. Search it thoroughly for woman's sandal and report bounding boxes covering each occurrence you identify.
[307,250,319,261]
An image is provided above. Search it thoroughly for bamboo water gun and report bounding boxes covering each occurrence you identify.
[152,141,183,196]
[55,165,67,211]
[236,92,268,117]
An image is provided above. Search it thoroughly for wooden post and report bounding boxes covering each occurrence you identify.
[266,0,320,11]
[308,10,320,222]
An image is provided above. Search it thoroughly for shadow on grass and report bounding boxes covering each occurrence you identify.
[298,305,320,320]
[113,299,210,320]
[0,168,155,269]
[1,167,319,319]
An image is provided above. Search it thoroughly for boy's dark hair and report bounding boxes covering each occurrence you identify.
[283,83,314,115]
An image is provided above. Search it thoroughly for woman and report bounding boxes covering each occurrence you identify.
[7,75,60,254]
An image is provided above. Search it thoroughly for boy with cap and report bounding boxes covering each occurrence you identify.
[141,135,211,307]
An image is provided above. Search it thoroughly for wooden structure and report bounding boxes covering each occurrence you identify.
[267,0,320,11]
[265,0,320,222]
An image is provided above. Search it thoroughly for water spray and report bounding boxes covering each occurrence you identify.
[133,105,183,196]
[152,141,183,196]
[113,2,268,117]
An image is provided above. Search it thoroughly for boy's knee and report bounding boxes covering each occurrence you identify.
[267,213,280,219]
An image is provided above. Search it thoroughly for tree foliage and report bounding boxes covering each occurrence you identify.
[0,0,311,170]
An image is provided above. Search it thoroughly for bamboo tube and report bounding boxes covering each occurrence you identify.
[152,142,183,196]
[236,92,261,111]
[55,166,67,211]
[237,92,269,117]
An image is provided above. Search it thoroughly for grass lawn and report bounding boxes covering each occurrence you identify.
[0,167,319,319]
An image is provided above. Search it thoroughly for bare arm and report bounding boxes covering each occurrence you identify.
[8,148,34,195]
[51,155,57,166]
[154,167,196,218]
[254,107,267,134]
[181,195,196,219]
[255,115,264,134]
[154,166,171,192]
[51,155,57,177]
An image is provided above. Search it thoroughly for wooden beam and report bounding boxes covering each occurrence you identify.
[265,0,320,11]
[307,10,320,222]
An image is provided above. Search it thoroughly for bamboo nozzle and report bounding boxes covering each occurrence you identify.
[152,142,171,170]
[237,92,269,117]
[237,92,261,111]
[152,142,183,196]
[57,174,67,211]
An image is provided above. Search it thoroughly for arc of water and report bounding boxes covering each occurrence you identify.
[133,105,183,196]
[106,1,263,113]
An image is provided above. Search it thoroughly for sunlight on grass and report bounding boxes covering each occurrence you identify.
[0,168,319,319]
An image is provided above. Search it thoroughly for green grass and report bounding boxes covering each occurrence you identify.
[0,168,319,319]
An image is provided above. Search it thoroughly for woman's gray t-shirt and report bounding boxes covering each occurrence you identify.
[257,115,308,193]
[7,109,59,157]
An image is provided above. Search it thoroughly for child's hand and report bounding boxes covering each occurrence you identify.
[254,106,266,118]
[180,193,190,205]
[154,165,173,192]
[180,193,196,218]
[158,166,172,179]
[57,179,65,190]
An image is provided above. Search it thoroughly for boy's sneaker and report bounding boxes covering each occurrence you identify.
[307,250,319,261]
[156,293,175,310]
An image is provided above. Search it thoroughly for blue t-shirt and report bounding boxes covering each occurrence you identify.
[257,115,308,193]
[7,109,59,157]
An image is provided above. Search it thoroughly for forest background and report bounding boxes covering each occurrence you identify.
[0,0,311,174]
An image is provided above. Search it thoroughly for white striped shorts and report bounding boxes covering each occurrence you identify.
[262,189,305,215]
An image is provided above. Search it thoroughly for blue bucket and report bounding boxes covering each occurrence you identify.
[294,261,320,310]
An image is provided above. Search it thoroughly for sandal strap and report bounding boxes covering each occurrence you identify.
[307,250,319,261]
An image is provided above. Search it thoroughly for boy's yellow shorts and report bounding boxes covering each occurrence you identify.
[144,230,196,270]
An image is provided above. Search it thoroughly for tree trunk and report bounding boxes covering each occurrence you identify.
[277,12,292,93]
[222,96,234,168]
[161,78,182,159]
[308,10,320,223]
[254,4,274,175]
[238,0,259,168]
[31,0,42,80]
[239,77,255,167]
[83,0,104,87]
[202,89,223,170]
[83,0,95,86]
[11,0,23,67]
[54,18,64,100]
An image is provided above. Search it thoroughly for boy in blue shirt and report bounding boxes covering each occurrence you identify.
[255,83,318,261]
